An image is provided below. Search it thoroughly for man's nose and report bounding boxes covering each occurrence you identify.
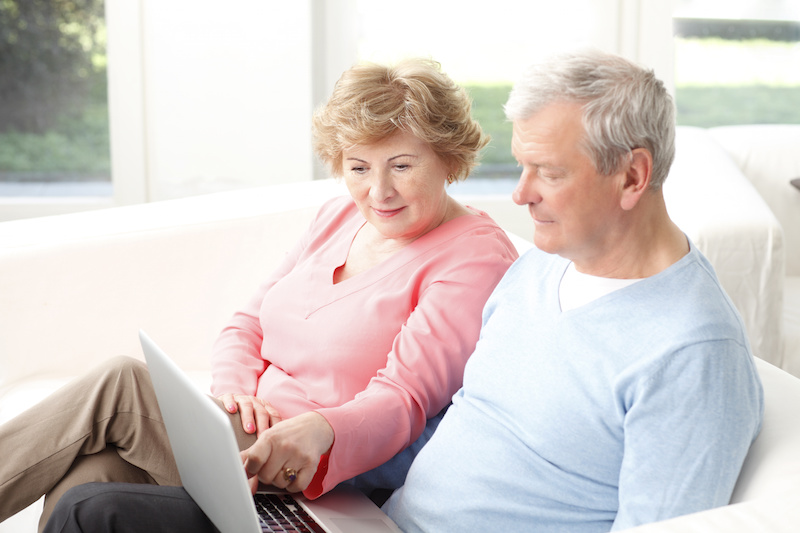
[512,169,541,206]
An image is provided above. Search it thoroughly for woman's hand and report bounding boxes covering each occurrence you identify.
[240,411,335,493]
[217,393,282,435]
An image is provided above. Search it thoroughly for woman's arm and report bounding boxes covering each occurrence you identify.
[209,201,328,430]
[308,227,518,497]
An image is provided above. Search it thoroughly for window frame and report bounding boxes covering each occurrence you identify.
[0,0,147,222]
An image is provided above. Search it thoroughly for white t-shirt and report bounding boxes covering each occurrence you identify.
[559,262,642,311]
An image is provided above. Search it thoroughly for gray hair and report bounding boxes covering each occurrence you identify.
[504,48,676,189]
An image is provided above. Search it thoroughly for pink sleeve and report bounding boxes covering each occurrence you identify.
[306,228,518,497]
[209,214,316,396]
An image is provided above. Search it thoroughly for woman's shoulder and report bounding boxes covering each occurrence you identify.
[443,208,518,252]
[308,196,361,230]
[317,195,359,217]
[415,213,519,271]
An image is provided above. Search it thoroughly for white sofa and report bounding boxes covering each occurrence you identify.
[1,125,799,531]
[707,125,800,378]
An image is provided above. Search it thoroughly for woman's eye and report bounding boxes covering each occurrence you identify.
[394,164,410,171]
[350,166,367,174]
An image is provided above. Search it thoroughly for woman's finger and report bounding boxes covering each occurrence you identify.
[234,395,258,434]
[251,399,282,434]
[218,393,237,414]
[253,402,272,435]
[262,401,283,426]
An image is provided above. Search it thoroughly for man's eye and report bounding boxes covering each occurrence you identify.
[538,169,561,181]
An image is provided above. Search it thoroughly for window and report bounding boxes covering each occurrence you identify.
[349,0,620,190]
[0,0,111,199]
[0,1,313,221]
[6,2,728,220]
[673,0,800,126]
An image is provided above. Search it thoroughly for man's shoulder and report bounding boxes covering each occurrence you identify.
[655,247,745,331]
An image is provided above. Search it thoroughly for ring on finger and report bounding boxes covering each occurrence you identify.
[283,467,297,483]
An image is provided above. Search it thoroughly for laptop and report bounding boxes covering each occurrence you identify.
[139,330,402,533]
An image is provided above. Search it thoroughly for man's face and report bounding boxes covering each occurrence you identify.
[511,101,625,268]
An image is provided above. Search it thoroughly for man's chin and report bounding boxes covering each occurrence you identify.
[532,234,559,256]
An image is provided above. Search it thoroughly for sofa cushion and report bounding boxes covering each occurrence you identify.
[709,125,800,276]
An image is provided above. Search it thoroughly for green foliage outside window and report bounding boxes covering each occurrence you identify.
[0,0,109,180]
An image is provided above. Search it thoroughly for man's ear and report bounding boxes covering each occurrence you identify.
[620,148,653,211]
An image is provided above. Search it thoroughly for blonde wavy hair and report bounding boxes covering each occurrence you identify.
[312,58,489,181]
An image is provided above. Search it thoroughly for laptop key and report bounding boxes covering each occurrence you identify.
[255,493,326,533]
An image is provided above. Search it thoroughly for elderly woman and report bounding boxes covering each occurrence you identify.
[0,58,518,532]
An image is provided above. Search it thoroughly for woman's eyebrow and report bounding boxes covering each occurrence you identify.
[388,154,417,161]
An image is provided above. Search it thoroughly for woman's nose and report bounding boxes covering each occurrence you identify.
[369,171,395,202]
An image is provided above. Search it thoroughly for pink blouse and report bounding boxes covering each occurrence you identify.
[210,196,518,497]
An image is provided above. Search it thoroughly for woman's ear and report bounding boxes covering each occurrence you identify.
[620,148,653,211]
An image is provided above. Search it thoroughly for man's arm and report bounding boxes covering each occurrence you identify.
[612,340,763,530]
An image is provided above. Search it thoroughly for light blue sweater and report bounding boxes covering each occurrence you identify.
[385,244,764,532]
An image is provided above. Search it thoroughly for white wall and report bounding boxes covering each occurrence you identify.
[139,1,315,200]
[105,0,318,205]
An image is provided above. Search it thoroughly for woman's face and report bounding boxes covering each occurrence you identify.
[341,129,452,244]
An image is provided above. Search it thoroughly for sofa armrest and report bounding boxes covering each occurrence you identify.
[0,179,347,400]
[618,490,800,532]
[730,358,800,503]
[664,127,785,367]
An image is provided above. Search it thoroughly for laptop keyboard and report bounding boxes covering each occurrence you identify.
[254,493,326,533]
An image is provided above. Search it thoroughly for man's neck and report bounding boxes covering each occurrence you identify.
[572,192,690,279]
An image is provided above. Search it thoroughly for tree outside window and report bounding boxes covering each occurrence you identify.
[0,0,110,194]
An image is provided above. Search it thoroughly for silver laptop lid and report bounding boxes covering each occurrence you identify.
[140,329,262,533]
[139,330,402,533]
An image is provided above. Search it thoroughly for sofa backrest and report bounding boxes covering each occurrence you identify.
[0,180,348,390]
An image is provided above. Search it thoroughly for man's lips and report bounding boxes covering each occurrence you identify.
[529,206,552,225]
[372,206,405,218]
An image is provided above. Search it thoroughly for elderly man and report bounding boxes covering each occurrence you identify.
[383,48,763,532]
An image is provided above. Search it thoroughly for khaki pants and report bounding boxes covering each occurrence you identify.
[0,356,256,532]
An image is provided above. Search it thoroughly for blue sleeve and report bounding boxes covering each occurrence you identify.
[611,340,763,530]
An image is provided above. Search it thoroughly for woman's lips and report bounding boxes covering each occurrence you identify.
[373,206,405,218]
